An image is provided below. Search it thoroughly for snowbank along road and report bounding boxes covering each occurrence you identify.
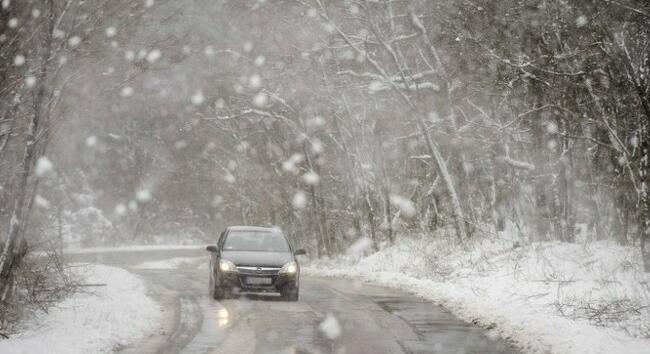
[67,248,519,354]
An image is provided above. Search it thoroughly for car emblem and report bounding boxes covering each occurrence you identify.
[256,267,262,273]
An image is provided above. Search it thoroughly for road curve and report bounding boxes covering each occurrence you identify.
[67,248,519,354]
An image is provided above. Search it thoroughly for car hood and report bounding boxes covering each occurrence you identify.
[221,251,293,267]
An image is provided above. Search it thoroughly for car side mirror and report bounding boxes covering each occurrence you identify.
[294,249,306,256]
[206,245,218,253]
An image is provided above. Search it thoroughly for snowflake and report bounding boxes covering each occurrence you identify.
[13,55,25,66]
[35,157,54,177]
[146,49,161,63]
[191,90,205,105]
[121,86,134,97]
[105,27,117,38]
[292,191,307,209]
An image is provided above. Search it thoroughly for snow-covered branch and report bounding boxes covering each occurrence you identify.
[498,156,535,171]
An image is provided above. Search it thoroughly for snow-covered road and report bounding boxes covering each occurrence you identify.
[68,247,518,354]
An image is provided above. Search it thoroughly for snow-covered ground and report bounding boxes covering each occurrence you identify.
[135,256,207,270]
[63,244,204,254]
[0,264,162,354]
[305,234,650,354]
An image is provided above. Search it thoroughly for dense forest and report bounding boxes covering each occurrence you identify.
[1,0,649,324]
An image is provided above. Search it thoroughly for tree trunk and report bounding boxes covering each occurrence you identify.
[415,115,467,241]
[363,188,378,251]
[303,143,328,255]
[314,163,333,254]
[405,6,469,240]
[332,112,364,241]
[0,94,43,297]
[641,125,650,272]
[0,0,55,298]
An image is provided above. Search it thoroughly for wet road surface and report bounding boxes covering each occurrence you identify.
[67,248,519,354]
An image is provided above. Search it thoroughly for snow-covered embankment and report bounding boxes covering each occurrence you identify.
[0,264,162,354]
[305,236,650,354]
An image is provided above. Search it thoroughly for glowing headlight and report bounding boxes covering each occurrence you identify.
[219,259,236,272]
[280,261,297,274]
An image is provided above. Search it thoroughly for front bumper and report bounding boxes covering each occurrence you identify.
[217,268,298,293]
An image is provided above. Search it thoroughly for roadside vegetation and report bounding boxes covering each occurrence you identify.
[0,0,157,335]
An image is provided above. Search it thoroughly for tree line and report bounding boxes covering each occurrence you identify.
[183,0,648,265]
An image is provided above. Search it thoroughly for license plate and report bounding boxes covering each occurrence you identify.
[246,277,272,285]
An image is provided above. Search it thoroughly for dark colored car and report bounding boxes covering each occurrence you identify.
[206,226,306,301]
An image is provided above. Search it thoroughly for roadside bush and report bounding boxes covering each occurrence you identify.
[0,242,72,338]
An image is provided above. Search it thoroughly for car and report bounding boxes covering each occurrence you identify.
[206,226,306,301]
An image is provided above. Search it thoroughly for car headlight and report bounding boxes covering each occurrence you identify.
[279,261,297,274]
[219,259,237,272]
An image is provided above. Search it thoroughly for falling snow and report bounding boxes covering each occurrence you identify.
[318,313,342,339]
[191,90,205,105]
[34,156,54,177]
[13,55,25,66]
[121,86,134,97]
[1,2,648,354]
[105,26,117,37]
[146,49,161,63]
[292,191,307,209]
[68,36,81,47]
[303,171,320,185]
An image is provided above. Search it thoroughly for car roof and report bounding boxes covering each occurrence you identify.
[226,225,282,233]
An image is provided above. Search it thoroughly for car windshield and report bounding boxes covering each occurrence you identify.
[223,231,290,252]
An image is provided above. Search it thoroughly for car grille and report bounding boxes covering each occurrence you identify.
[236,266,281,276]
